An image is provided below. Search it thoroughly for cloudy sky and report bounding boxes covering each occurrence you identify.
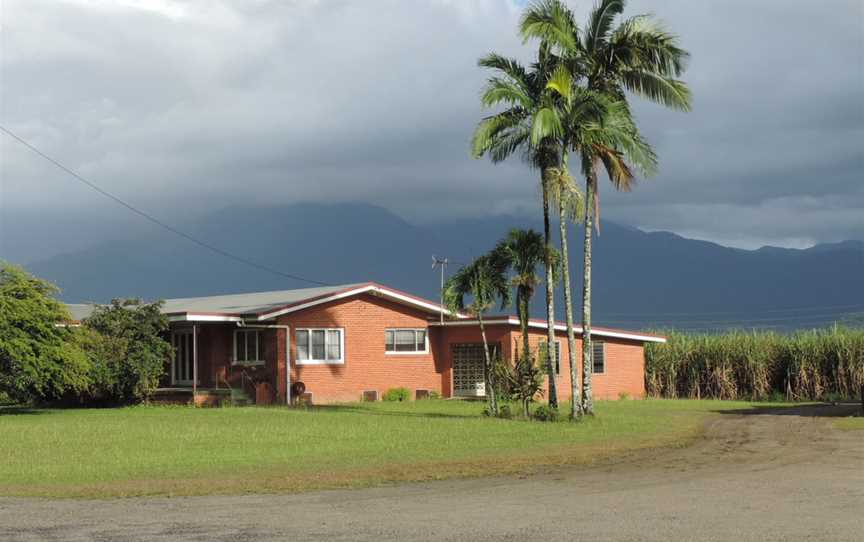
[1,0,862,263]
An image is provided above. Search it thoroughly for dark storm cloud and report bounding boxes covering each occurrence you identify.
[1,0,862,261]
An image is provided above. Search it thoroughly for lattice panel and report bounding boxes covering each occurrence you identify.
[452,343,499,397]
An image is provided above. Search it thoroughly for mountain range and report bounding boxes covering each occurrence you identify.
[17,202,864,331]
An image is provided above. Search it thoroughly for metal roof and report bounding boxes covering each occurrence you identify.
[63,283,365,322]
[66,303,98,322]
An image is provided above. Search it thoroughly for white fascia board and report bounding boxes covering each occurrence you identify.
[591,329,667,343]
[430,318,665,343]
[253,284,458,321]
[168,314,244,323]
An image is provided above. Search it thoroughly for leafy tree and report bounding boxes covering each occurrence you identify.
[521,0,691,414]
[472,45,564,408]
[82,299,172,403]
[0,262,90,403]
[443,254,511,416]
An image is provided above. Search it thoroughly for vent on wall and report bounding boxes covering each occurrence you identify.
[415,389,430,400]
[362,390,379,402]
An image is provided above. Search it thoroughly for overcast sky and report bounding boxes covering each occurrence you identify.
[1,0,862,262]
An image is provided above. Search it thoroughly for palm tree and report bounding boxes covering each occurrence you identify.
[494,228,547,366]
[521,0,691,414]
[443,253,511,416]
[472,47,564,409]
[546,162,584,420]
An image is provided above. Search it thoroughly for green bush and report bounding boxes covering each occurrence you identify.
[532,404,559,422]
[427,390,441,400]
[79,299,172,404]
[0,263,91,404]
[645,328,864,401]
[382,387,411,402]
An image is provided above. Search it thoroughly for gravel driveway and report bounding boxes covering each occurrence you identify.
[1,404,862,541]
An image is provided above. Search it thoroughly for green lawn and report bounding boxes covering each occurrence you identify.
[0,399,773,498]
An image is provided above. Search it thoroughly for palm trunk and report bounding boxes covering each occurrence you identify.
[519,289,531,418]
[478,311,498,416]
[519,289,531,366]
[559,196,582,420]
[541,175,559,409]
[581,173,595,415]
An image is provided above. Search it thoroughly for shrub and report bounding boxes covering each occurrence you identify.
[80,299,172,404]
[498,404,513,419]
[427,390,441,400]
[382,387,411,402]
[532,404,559,422]
[495,354,544,417]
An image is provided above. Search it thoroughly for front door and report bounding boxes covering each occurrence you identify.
[452,343,499,397]
[171,329,194,385]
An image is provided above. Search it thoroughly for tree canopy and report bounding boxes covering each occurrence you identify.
[0,262,90,403]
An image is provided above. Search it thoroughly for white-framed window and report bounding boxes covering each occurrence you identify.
[538,340,562,374]
[592,341,606,374]
[296,328,344,364]
[385,328,428,354]
[234,329,264,365]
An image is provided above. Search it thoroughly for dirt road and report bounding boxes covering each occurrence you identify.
[1,404,862,541]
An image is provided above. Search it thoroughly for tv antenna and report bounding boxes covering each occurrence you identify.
[432,256,449,324]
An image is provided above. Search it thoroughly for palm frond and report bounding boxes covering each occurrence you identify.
[481,77,534,109]
[620,69,692,111]
[584,0,625,53]
[611,15,689,77]
[545,64,574,105]
[530,107,563,146]
[477,53,531,86]
[471,110,529,160]
[519,0,579,52]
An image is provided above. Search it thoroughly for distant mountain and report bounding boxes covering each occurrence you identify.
[23,202,864,331]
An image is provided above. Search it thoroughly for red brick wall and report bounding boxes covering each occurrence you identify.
[513,328,646,400]
[276,294,445,403]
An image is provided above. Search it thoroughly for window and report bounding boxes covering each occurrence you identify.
[538,340,561,374]
[296,328,343,364]
[592,341,606,374]
[385,329,428,354]
[234,329,263,365]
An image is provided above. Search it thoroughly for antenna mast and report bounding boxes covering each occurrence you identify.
[432,256,449,324]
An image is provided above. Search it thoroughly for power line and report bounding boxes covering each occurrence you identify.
[596,302,864,318]
[599,310,864,327]
[0,125,331,287]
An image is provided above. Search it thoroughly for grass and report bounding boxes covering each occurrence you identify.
[0,399,783,498]
[833,416,864,430]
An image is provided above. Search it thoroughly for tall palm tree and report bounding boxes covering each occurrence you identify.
[494,228,547,366]
[472,48,564,408]
[546,161,584,419]
[521,0,691,414]
[443,253,511,416]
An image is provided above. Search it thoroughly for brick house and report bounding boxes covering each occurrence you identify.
[67,282,665,405]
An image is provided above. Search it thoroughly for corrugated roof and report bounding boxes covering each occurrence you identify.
[64,283,365,321]
[66,303,97,322]
[160,283,364,316]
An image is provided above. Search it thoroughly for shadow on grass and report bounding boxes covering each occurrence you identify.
[0,406,51,416]
[307,404,482,420]
[715,402,863,418]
